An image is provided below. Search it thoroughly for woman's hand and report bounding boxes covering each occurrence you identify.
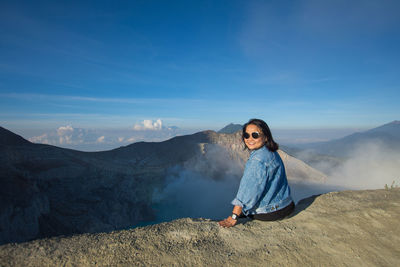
[218,216,237,228]
[219,206,242,228]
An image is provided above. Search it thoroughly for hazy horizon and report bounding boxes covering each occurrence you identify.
[2,121,370,152]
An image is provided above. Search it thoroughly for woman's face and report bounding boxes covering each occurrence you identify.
[244,124,266,150]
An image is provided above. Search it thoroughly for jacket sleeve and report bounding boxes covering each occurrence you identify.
[231,157,269,213]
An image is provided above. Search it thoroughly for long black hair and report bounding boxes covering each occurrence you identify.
[242,118,279,152]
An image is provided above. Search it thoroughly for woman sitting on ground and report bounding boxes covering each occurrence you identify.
[219,118,294,228]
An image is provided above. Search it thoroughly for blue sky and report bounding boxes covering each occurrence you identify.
[1,0,399,146]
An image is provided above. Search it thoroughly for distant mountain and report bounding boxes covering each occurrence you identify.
[218,123,242,134]
[0,126,325,245]
[366,120,400,136]
[295,121,400,157]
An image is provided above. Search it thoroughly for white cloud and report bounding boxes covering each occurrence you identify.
[56,125,74,144]
[97,136,105,143]
[133,119,163,131]
[59,135,72,144]
[57,125,74,136]
[27,124,189,151]
[127,137,136,142]
[29,133,50,144]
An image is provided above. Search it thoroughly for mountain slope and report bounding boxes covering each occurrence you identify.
[0,127,32,146]
[0,126,326,245]
[367,120,400,136]
[296,120,400,157]
[218,123,242,134]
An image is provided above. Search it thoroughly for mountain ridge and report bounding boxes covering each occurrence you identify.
[293,120,400,157]
[218,123,242,134]
[0,126,33,146]
[0,126,326,245]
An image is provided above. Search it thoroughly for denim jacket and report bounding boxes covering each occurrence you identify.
[232,146,293,215]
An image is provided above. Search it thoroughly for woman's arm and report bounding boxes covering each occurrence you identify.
[218,156,270,228]
[231,158,269,212]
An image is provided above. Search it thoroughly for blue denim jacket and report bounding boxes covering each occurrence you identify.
[232,146,293,215]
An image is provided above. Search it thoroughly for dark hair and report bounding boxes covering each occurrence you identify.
[242,118,279,152]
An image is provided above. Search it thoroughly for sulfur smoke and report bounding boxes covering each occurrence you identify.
[151,140,400,222]
[326,140,400,189]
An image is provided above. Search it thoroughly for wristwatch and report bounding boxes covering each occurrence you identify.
[231,213,239,220]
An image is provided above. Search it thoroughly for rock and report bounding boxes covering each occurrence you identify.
[1,188,399,266]
[278,150,327,182]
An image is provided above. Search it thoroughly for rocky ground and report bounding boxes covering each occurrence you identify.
[1,188,399,266]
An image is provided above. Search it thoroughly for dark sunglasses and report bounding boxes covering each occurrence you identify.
[243,132,261,139]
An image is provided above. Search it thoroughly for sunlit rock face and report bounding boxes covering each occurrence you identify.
[194,130,326,182]
[0,127,325,245]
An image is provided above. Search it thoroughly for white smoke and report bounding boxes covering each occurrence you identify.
[288,139,400,203]
[327,141,400,190]
[152,168,240,221]
[152,140,400,222]
[152,145,243,221]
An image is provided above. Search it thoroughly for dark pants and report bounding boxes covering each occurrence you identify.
[248,201,295,221]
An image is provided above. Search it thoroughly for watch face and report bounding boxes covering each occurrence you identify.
[231,214,238,220]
